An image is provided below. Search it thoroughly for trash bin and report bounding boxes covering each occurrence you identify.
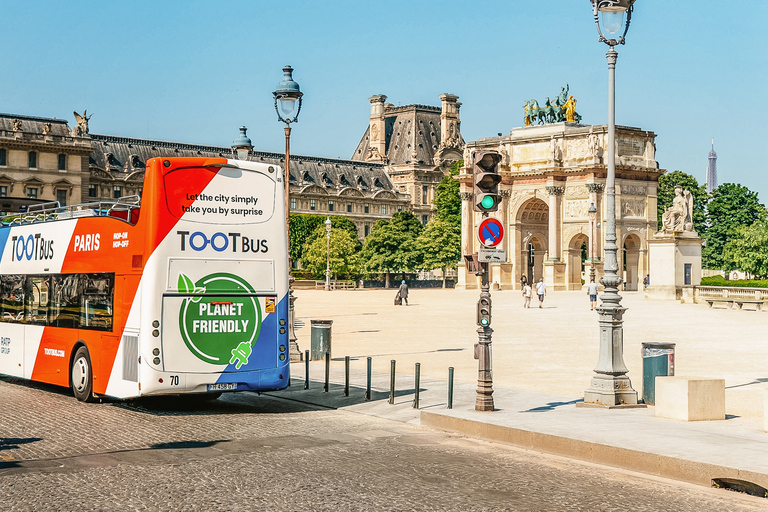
[310,320,333,361]
[642,342,675,405]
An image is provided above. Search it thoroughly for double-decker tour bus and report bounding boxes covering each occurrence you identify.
[0,157,290,401]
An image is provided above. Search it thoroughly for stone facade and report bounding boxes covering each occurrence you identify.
[459,123,664,291]
[352,94,465,225]
[0,114,92,214]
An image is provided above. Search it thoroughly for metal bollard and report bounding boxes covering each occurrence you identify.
[389,359,396,405]
[344,356,350,397]
[304,350,310,389]
[365,357,372,401]
[324,350,330,393]
[448,367,454,409]
[413,363,420,409]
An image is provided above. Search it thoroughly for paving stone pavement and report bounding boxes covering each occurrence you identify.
[1,377,766,511]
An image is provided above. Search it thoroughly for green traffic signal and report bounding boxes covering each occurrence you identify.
[481,195,496,209]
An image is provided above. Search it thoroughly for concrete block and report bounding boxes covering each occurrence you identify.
[655,376,725,421]
[765,391,768,433]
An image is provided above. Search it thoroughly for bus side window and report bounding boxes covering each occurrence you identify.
[1,275,26,323]
[26,276,51,326]
[81,273,114,331]
[51,275,82,328]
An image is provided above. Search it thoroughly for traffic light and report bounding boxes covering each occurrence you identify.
[473,151,502,212]
[477,294,492,327]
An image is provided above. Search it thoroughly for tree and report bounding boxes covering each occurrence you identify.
[703,183,766,269]
[359,211,423,287]
[300,225,360,280]
[289,213,360,264]
[416,217,461,287]
[722,220,768,279]
[657,170,708,234]
[433,160,462,223]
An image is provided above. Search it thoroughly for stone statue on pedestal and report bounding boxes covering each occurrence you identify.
[661,186,694,233]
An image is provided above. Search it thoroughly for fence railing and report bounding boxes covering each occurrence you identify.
[694,286,768,301]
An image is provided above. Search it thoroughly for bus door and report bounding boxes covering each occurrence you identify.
[160,258,278,374]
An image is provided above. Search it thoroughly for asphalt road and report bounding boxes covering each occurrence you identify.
[2,377,765,511]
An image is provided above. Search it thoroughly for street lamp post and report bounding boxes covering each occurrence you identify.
[231,126,253,161]
[324,216,332,291]
[583,0,642,407]
[273,65,304,362]
[588,201,597,284]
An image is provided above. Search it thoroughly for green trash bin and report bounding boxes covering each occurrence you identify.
[310,320,333,361]
[642,342,675,405]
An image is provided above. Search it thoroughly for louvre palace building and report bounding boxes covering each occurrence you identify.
[0,93,465,240]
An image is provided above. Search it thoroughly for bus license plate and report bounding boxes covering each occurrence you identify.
[207,383,237,391]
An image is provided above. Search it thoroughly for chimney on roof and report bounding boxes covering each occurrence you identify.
[367,95,387,162]
[439,94,461,147]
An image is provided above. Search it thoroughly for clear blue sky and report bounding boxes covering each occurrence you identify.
[5,1,766,204]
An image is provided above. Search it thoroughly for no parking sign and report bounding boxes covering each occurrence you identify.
[477,218,504,247]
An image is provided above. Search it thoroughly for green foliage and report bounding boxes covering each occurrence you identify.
[300,225,360,279]
[433,160,462,223]
[722,220,768,278]
[657,170,708,233]
[289,213,360,262]
[700,275,768,289]
[702,183,765,269]
[359,211,424,277]
[416,217,461,275]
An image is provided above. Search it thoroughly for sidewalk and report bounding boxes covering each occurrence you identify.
[277,288,768,492]
[271,361,768,492]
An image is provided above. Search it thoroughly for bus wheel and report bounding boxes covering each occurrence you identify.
[71,346,97,403]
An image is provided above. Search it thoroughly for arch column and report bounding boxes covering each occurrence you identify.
[587,183,604,262]
[544,185,566,289]
[458,190,476,289]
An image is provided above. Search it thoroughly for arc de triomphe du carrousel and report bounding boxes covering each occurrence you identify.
[457,97,663,291]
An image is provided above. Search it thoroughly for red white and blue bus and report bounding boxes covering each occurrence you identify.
[0,157,290,401]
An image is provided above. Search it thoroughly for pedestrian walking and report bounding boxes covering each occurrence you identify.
[535,278,546,308]
[522,282,532,308]
[643,274,650,289]
[397,280,409,306]
[587,278,599,310]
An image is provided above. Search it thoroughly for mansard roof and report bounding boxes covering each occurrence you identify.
[0,113,72,137]
[351,104,464,166]
[88,134,401,194]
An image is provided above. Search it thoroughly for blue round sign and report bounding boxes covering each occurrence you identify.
[478,218,504,247]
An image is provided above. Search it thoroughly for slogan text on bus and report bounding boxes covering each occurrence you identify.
[182,193,263,218]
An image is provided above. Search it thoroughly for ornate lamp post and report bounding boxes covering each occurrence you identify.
[231,126,253,160]
[588,201,597,283]
[273,65,304,362]
[583,0,642,407]
[324,216,332,291]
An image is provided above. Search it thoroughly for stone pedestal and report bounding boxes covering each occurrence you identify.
[647,231,702,300]
[543,260,566,291]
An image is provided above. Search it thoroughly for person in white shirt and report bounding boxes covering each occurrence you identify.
[587,278,599,310]
[522,283,532,308]
[535,278,546,308]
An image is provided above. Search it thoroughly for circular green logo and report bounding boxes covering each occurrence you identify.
[177,272,261,367]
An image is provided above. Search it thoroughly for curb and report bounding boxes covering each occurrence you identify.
[420,410,768,490]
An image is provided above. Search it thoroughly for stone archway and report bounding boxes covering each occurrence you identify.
[623,233,642,291]
[516,198,549,286]
[566,233,590,290]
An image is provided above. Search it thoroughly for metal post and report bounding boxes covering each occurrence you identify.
[389,359,396,405]
[475,261,495,412]
[286,125,301,362]
[583,46,640,406]
[304,350,309,389]
[413,363,420,409]
[448,367,454,409]
[344,355,350,397]
[324,350,330,393]
[365,357,372,401]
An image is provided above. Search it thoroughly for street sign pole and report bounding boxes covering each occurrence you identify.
[474,212,495,412]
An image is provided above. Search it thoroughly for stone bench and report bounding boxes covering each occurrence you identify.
[655,376,725,421]
[705,298,764,311]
